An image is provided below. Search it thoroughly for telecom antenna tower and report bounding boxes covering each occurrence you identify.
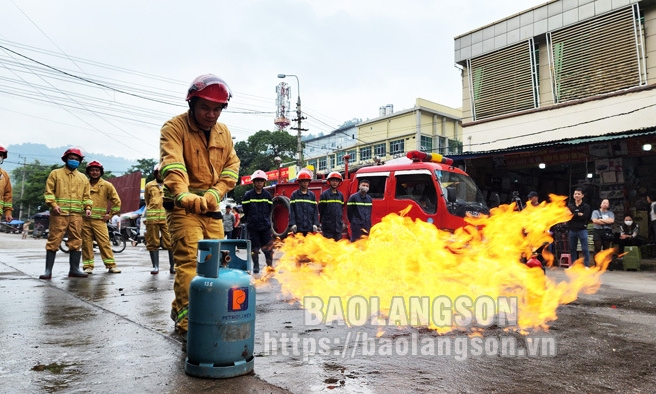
[274,82,291,130]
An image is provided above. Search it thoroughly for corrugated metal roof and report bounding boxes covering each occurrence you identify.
[452,127,656,160]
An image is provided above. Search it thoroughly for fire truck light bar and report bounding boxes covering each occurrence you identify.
[406,150,454,165]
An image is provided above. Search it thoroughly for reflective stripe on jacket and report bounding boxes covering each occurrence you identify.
[160,111,240,207]
[144,180,166,223]
[347,192,372,230]
[44,167,92,216]
[0,168,12,214]
[87,178,121,220]
[318,189,344,234]
[289,189,319,232]
[242,189,272,231]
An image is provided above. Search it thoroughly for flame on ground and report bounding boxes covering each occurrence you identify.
[272,194,613,335]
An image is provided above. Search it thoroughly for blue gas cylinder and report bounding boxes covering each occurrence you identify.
[185,239,255,378]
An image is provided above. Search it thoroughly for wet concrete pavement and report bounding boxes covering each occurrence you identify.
[2,232,656,393]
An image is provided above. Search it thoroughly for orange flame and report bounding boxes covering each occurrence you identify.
[273,194,612,334]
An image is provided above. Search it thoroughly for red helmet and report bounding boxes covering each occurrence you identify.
[297,170,312,181]
[327,171,342,182]
[186,74,232,105]
[0,145,7,159]
[251,170,267,181]
[61,147,84,162]
[86,160,104,176]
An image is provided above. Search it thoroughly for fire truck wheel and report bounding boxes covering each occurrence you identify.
[271,195,291,238]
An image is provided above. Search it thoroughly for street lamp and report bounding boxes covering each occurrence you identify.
[277,73,307,167]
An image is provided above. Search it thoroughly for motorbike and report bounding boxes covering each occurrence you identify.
[59,223,126,253]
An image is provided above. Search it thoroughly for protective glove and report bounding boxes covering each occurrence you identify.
[204,189,221,212]
[290,225,297,233]
[176,193,208,214]
[312,225,319,232]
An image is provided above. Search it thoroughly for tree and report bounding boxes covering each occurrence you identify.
[127,158,158,182]
[234,130,296,177]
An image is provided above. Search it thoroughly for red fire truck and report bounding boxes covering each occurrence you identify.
[266,151,489,239]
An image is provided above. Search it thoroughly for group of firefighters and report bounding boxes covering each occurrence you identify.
[0,73,375,351]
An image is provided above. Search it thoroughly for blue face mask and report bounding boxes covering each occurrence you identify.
[67,159,80,169]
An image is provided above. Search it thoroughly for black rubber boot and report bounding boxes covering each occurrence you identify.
[39,250,56,279]
[168,250,175,274]
[150,250,159,274]
[68,250,88,278]
[251,250,260,274]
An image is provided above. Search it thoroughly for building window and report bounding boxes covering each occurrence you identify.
[328,155,335,169]
[347,149,357,162]
[374,143,386,157]
[307,159,317,170]
[420,136,433,153]
[467,39,537,120]
[360,146,372,161]
[318,157,327,171]
[390,139,404,155]
[336,151,345,165]
[548,5,645,103]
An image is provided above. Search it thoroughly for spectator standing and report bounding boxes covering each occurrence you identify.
[566,188,592,268]
[318,171,345,241]
[111,213,121,232]
[347,179,373,242]
[39,147,92,279]
[242,170,274,273]
[0,145,13,223]
[289,170,319,236]
[223,205,236,239]
[81,161,122,274]
[22,221,30,239]
[591,199,615,257]
[160,74,240,342]
[648,193,656,244]
[144,164,174,274]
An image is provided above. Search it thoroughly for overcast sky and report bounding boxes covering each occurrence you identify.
[0,0,545,166]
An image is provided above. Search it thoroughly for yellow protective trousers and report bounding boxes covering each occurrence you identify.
[46,214,83,252]
[167,208,224,333]
[145,222,172,252]
[82,219,116,269]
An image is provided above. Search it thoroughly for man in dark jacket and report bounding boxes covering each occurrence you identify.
[347,179,373,242]
[242,170,273,273]
[319,171,345,241]
[289,170,319,236]
[566,188,591,267]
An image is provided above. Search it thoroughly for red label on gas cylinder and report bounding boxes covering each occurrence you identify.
[228,287,249,312]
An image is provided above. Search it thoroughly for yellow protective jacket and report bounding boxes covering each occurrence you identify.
[144,179,166,223]
[44,167,92,216]
[160,111,240,206]
[0,168,12,216]
[87,178,121,220]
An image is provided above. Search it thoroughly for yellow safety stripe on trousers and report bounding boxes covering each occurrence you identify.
[89,207,108,220]
[220,168,239,181]
[83,260,94,266]
[177,306,188,322]
[0,201,12,209]
[161,162,186,179]
[145,208,166,221]
[102,258,115,264]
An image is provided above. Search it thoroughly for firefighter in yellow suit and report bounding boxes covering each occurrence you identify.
[144,163,174,274]
[161,74,240,343]
[0,145,13,223]
[82,160,122,274]
[40,147,92,279]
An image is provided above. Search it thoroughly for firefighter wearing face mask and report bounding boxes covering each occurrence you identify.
[144,163,174,274]
[347,178,373,242]
[0,145,13,222]
[40,147,92,279]
[82,160,122,274]
[161,74,240,341]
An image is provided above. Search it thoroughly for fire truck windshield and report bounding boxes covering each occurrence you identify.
[435,170,488,217]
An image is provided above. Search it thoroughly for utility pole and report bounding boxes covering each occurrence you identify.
[277,74,307,167]
[19,156,26,221]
